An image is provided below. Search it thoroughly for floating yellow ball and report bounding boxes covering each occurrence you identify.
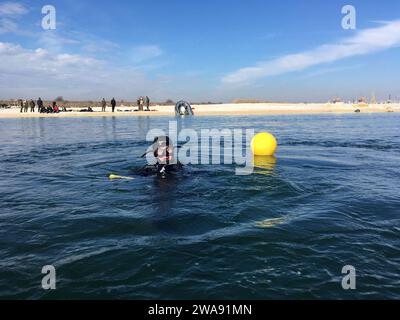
[251,132,278,156]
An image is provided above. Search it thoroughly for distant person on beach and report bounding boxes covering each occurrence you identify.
[24,100,29,113]
[140,97,144,111]
[111,98,116,113]
[145,96,150,111]
[101,98,107,112]
[19,99,24,113]
[30,99,35,113]
[37,98,43,113]
[52,101,60,113]
[137,97,142,111]
[80,107,93,112]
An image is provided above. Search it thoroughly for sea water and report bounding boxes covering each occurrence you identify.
[0,113,399,299]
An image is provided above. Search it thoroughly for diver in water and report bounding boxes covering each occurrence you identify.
[138,136,183,178]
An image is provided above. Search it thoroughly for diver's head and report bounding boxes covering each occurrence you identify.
[152,136,174,164]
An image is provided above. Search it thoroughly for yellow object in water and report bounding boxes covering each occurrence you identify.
[256,217,287,228]
[251,132,278,156]
[253,155,277,170]
[253,155,277,176]
[109,174,134,180]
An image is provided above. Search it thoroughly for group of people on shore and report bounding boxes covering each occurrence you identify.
[101,98,117,112]
[18,98,66,114]
[16,96,151,114]
[100,96,151,112]
[137,96,151,111]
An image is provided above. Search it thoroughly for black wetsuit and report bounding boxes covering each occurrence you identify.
[138,162,183,179]
[37,99,43,112]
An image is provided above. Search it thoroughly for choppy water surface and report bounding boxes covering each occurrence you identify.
[0,114,399,299]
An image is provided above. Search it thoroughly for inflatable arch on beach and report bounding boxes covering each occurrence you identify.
[175,101,194,116]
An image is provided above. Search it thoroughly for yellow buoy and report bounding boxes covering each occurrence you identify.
[251,132,278,156]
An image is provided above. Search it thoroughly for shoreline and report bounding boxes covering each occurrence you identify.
[0,103,398,119]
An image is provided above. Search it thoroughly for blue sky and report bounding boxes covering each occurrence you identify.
[1,0,400,101]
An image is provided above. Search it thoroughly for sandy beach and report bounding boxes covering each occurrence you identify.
[0,102,398,119]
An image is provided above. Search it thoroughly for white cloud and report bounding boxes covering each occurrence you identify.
[36,30,121,56]
[0,17,18,34]
[0,2,27,16]
[0,42,100,75]
[222,20,400,85]
[65,30,120,53]
[0,2,28,35]
[131,45,163,63]
[37,32,80,54]
[82,39,119,53]
[0,41,173,100]
[302,64,363,79]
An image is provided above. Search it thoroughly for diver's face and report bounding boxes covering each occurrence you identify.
[156,145,173,164]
